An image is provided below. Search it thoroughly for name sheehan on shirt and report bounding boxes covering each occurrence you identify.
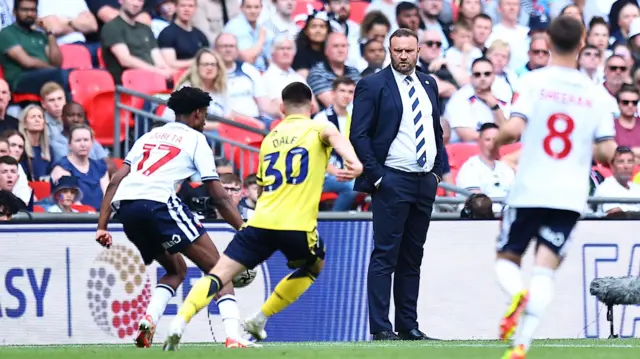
[539,89,593,108]
[149,131,184,144]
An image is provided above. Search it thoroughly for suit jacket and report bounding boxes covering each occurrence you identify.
[349,66,445,194]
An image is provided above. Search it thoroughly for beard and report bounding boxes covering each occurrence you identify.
[390,57,415,75]
[123,9,141,19]
[16,18,35,29]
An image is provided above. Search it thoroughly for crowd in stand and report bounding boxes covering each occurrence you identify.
[1,0,640,219]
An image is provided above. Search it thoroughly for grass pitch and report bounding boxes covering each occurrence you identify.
[1,340,639,359]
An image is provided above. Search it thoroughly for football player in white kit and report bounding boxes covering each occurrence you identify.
[94,87,257,348]
[491,16,618,359]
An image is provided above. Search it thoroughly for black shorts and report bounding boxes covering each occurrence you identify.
[497,207,580,258]
[225,226,326,270]
[115,197,206,265]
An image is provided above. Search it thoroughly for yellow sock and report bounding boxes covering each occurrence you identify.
[261,268,317,317]
[177,274,221,323]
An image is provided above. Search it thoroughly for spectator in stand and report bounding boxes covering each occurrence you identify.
[50,101,109,162]
[0,155,22,201]
[150,0,175,37]
[614,85,640,159]
[36,0,98,51]
[240,173,258,211]
[19,104,52,181]
[579,44,604,84]
[486,40,517,102]
[559,4,583,23]
[455,123,514,213]
[360,39,386,76]
[485,0,528,71]
[611,2,639,45]
[191,0,240,45]
[594,146,640,215]
[324,0,361,68]
[471,13,492,54]
[40,81,65,139]
[47,175,82,213]
[602,54,632,118]
[0,79,18,133]
[158,0,208,70]
[457,0,482,28]
[417,30,458,108]
[516,33,549,77]
[50,124,108,211]
[307,32,361,109]
[223,0,270,72]
[418,0,450,49]
[314,76,358,211]
[396,2,421,34]
[101,0,174,84]
[215,157,234,174]
[261,0,298,40]
[0,0,66,96]
[444,57,508,143]
[444,21,483,76]
[588,17,612,65]
[214,33,277,126]
[292,9,331,79]
[367,0,401,31]
[87,0,154,29]
[262,35,307,111]
[354,11,390,71]
[1,130,32,204]
[613,43,635,79]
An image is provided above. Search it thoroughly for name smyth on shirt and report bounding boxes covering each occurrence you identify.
[540,89,593,108]
[150,131,184,144]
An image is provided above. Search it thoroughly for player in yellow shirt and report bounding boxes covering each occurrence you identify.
[163,82,363,350]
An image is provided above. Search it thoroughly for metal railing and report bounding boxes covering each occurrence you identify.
[114,86,266,179]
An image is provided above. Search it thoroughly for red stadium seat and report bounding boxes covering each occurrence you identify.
[29,181,51,200]
[33,205,46,213]
[121,69,170,110]
[499,142,522,157]
[0,64,41,104]
[71,204,97,213]
[218,117,265,174]
[60,44,93,69]
[593,165,613,178]
[321,192,338,202]
[68,69,115,108]
[446,143,480,170]
[349,1,369,24]
[83,89,129,146]
[97,47,106,69]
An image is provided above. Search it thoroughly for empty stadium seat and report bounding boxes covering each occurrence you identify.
[121,69,170,110]
[33,205,46,213]
[83,90,129,146]
[68,69,115,108]
[60,44,93,69]
[446,143,480,169]
[29,181,51,200]
[349,1,369,23]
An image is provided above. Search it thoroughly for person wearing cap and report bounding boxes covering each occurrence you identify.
[47,175,83,213]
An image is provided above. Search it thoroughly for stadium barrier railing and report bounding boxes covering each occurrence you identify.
[1,216,639,344]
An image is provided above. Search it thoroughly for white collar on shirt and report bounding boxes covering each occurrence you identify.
[391,66,417,85]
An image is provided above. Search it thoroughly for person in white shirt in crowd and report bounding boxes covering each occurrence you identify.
[313,76,358,211]
[150,0,176,37]
[456,122,514,213]
[444,21,483,77]
[37,0,98,45]
[515,33,549,77]
[444,57,509,143]
[594,146,640,215]
[260,0,298,39]
[0,130,31,204]
[261,34,307,111]
[223,0,271,72]
[214,33,279,126]
[579,44,604,84]
[487,40,517,102]
[417,0,450,49]
[485,0,529,70]
[471,13,492,54]
[353,10,391,71]
[601,54,632,119]
[324,0,361,68]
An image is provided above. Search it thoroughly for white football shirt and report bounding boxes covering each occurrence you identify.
[506,66,616,213]
[112,122,219,206]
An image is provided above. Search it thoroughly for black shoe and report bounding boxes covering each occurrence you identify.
[397,328,439,340]
[372,331,401,341]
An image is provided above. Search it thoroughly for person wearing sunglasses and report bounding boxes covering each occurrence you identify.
[614,85,640,156]
[516,34,549,77]
[601,54,632,118]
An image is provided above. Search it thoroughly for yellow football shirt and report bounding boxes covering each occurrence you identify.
[248,115,332,231]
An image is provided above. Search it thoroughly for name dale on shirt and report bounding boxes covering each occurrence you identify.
[271,134,297,148]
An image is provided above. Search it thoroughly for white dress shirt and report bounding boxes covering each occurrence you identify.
[261,64,306,100]
[384,67,437,174]
[593,176,640,214]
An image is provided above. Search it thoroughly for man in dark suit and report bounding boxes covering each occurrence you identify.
[350,28,444,341]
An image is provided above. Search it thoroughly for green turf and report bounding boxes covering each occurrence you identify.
[1,340,640,359]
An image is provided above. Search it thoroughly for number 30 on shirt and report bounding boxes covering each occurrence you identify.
[543,113,574,160]
[262,147,309,191]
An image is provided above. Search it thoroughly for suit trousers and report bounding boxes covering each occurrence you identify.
[367,166,437,334]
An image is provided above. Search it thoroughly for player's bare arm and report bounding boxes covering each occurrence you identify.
[96,164,131,247]
[320,124,363,179]
[494,116,527,149]
[594,139,618,165]
[205,180,245,230]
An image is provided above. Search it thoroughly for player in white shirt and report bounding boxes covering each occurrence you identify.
[490,17,617,359]
[94,87,258,349]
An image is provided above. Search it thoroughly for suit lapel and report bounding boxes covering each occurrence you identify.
[383,67,403,118]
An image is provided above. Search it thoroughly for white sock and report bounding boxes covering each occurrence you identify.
[216,294,241,339]
[146,284,175,324]
[495,258,525,298]
[514,267,555,350]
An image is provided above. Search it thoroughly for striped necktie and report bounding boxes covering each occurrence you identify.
[405,76,427,167]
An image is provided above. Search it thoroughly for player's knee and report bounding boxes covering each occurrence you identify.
[496,251,522,266]
[306,259,325,278]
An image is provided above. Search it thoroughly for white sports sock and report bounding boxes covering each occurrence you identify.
[514,267,555,350]
[216,294,241,339]
[495,258,525,298]
[146,284,175,324]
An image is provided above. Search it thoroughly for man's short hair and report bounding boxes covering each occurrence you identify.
[220,173,242,185]
[461,193,495,219]
[613,146,634,162]
[389,28,419,43]
[452,21,471,33]
[40,81,64,99]
[471,56,493,69]
[281,82,312,107]
[616,84,639,101]
[547,15,584,55]
[332,76,356,90]
[243,173,258,188]
[0,155,18,166]
[479,122,499,133]
[472,13,492,23]
[395,1,417,17]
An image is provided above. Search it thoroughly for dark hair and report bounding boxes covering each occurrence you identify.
[281,82,313,107]
[167,86,212,116]
[332,76,356,90]
[389,28,419,44]
[606,54,626,66]
[0,190,24,218]
[220,173,242,185]
[243,173,258,187]
[14,0,37,10]
[581,43,599,53]
[215,157,232,168]
[613,145,634,162]
[616,84,639,101]
[296,15,331,56]
[0,136,8,146]
[395,1,418,17]
[471,56,492,69]
[588,16,609,33]
[0,155,18,166]
[62,101,84,112]
[547,16,584,55]
[472,13,492,23]
[68,124,94,143]
[479,122,499,133]
[460,193,495,219]
[360,10,391,38]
